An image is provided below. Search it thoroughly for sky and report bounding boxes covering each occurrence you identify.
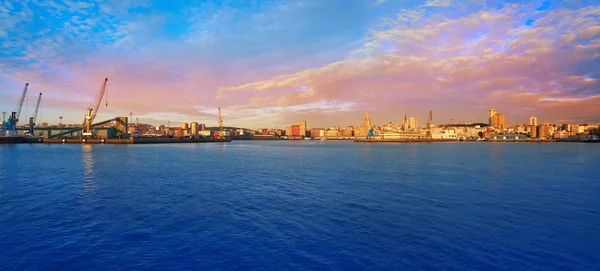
[1,0,599,129]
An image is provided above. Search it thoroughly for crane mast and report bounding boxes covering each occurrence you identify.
[27,92,42,135]
[33,92,42,124]
[218,107,224,136]
[14,83,29,123]
[425,110,433,139]
[84,77,108,136]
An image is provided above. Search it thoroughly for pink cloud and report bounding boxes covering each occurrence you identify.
[214,5,600,126]
[2,2,599,129]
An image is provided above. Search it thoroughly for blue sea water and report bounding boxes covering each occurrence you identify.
[1,141,599,270]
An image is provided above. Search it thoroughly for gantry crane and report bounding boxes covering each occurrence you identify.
[6,83,29,136]
[27,92,42,136]
[83,77,108,137]
[425,110,433,139]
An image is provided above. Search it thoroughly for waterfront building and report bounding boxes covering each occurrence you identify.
[494,113,505,129]
[190,122,198,134]
[355,110,373,137]
[297,120,307,137]
[325,129,339,137]
[409,117,418,131]
[291,125,300,136]
[489,109,497,126]
[181,122,189,130]
[402,114,408,131]
[285,126,291,136]
[488,109,505,129]
[529,125,537,138]
[538,125,551,139]
[310,128,325,138]
[571,124,580,136]
[340,129,353,137]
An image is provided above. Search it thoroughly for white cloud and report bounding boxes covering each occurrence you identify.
[425,0,452,7]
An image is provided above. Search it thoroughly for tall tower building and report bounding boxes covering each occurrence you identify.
[489,109,497,126]
[402,114,408,131]
[494,113,505,129]
[297,120,307,137]
[364,110,372,128]
[530,116,538,126]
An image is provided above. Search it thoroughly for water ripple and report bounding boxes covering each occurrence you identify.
[0,142,599,270]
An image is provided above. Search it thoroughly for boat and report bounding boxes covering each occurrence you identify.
[320,137,327,141]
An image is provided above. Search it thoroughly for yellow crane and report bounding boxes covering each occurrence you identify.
[83,77,108,137]
[425,110,433,139]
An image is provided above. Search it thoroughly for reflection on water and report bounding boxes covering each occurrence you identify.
[80,144,98,225]
[83,144,95,182]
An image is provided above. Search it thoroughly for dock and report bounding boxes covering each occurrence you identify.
[2,137,231,144]
[353,138,460,143]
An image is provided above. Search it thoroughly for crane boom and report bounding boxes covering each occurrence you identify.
[33,92,42,124]
[90,77,108,125]
[15,83,29,122]
[84,77,108,135]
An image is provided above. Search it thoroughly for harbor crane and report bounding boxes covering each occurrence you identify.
[214,107,224,139]
[83,77,108,137]
[425,110,433,139]
[27,92,42,136]
[6,83,29,136]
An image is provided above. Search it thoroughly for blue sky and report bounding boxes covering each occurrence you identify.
[1,0,599,128]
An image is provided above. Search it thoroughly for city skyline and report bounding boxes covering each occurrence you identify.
[1,0,599,128]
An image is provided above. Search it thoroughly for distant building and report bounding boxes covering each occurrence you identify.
[494,113,505,129]
[291,125,300,136]
[190,122,198,134]
[198,123,206,130]
[310,128,325,138]
[297,120,307,137]
[538,125,550,139]
[325,129,339,137]
[530,116,538,126]
[340,129,353,137]
[529,125,537,138]
[402,114,408,131]
[488,109,505,129]
[409,117,418,131]
[364,110,372,128]
[489,109,497,126]
[355,110,373,137]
